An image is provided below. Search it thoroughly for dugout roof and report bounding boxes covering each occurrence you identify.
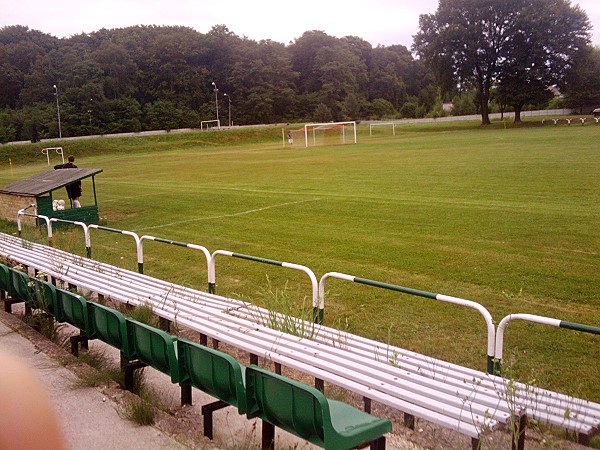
[0,169,103,197]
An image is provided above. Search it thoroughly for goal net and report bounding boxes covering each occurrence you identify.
[299,122,357,147]
[369,122,396,137]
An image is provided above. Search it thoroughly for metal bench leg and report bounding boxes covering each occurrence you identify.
[403,413,415,430]
[261,420,275,450]
[369,436,386,450]
[124,361,147,392]
[199,333,208,345]
[250,353,259,365]
[363,397,372,413]
[120,351,129,371]
[69,332,89,357]
[512,411,527,450]
[471,437,481,450]
[181,385,192,406]
[4,298,22,313]
[577,432,590,446]
[201,400,229,440]
[158,316,171,332]
[315,378,324,392]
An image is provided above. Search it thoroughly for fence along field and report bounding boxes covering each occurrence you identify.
[2,121,599,404]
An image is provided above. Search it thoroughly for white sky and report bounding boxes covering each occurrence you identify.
[1,0,599,48]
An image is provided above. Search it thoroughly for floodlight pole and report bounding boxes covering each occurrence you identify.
[53,84,62,139]
[224,93,231,128]
[211,81,220,129]
[88,98,93,135]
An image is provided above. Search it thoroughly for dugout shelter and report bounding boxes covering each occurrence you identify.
[0,168,103,226]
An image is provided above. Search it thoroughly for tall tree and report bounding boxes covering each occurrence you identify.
[563,46,600,113]
[498,0,590,122]
[413,0,591,124]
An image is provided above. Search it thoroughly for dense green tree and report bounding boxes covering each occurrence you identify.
[399,101,417,118]
[498,0,590,122]
[229,39,297,124]
[0,24,438,137]
[563,46,600,113]
[313,103,333,122]
[451,90,478,116]
[341,93,361,120]
[369,50,404,108]
[413,0,591,124]
[0,110,15,143]
[370,98,396,119]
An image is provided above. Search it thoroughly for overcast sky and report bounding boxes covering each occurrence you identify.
[1,0,599,48]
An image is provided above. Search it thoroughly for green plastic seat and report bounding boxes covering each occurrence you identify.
[177,337,246,413]
[9,267,33,303]
[245,365,392,450]
[126,318,179,383]
[55,288,89,332]
[0,263,12,296]
[87,302,130,357]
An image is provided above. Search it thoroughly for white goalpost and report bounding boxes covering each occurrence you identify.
[369,122,396,137]
[299,121,357,147]
[200,119,221,130]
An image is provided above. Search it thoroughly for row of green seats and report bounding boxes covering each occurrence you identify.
[0,263,391,449]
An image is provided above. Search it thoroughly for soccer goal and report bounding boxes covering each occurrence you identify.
[300,121,357,147]
[41,147,64,166]
[369,122,396,137]
[200,119,221,130]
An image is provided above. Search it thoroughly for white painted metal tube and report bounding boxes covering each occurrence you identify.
[495,314,561,361]
[436,294,496,359]
[282,261,319,309]
[209,250,234,286]
[318,272,356,310]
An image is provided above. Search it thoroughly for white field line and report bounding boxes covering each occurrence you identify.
[136,198,321,231]
[102,192,169,203]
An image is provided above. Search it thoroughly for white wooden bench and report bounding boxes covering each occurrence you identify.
[1,232,598,449]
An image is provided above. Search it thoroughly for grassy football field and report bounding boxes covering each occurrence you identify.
[1,120,598,401]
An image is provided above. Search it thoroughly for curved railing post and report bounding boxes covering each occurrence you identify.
[123,231,142,273]
[48,219,91,258]
[319,272,496,373]
[79,222,92,258]
[35,214,53,247]
[210,250,321,323]
[88,225,141,272]
[16,204,37,238]
[17,208,25,238]
[140,235,211,288]
[495,313,600,375]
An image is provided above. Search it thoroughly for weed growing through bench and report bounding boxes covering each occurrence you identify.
[122,392,155,425]
[118,302,158,327]
[236,276,319,340]
[159,286,180,335]
[18,269,68,344]
[75,346,158,426]
[74,346,124,388]
[469,351,593,449]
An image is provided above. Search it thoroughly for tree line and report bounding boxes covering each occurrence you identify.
[0,24,437,142]
[1,0,599,143]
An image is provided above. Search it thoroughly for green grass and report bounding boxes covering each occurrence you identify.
[2,119,599,401]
